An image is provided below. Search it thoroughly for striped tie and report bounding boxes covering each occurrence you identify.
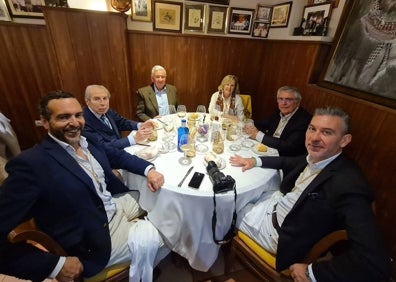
[100,115,112,129]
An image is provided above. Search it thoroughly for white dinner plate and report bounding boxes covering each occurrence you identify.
[203,157,226,170]
[136,146,159,162]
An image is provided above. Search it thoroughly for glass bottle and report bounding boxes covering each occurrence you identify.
[177,119,189,152]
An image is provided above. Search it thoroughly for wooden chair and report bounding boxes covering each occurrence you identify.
[227,229,348,281]
[239,94,252,119]
[7,219,129,282]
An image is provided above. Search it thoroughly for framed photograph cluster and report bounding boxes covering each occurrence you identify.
[251,4,272,39]
[228,7,254,35]
[270,1,292,28]
[300,3,332,36]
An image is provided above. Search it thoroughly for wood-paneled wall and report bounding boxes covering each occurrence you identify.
[0,7,395,278]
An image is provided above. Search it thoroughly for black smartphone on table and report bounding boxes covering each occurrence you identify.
[188,172,205,189]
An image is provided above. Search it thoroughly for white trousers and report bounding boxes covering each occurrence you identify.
[106,192,169,282]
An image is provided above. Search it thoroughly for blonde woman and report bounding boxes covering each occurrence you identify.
[208,75,245,121]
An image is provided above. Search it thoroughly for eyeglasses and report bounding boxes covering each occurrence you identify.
[277,97,296,103]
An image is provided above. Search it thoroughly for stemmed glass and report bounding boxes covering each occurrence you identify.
[196,105,206,121]
[241,119,254,148]
[228,123,242,151]
[178,143,192,165]
[177,105,187,118]
[168,104,177,115]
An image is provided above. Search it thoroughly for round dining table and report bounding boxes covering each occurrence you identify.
[123,114,281,272]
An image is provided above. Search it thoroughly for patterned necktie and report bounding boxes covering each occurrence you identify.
[100,115,112,129]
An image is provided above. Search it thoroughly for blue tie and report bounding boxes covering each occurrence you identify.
[100,115,112,129]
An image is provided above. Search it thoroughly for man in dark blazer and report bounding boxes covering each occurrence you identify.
[136,65,178,121]
[245,86,311,156]
[0,92,166,281]
[230,107,390,281]
[83,84,154,149]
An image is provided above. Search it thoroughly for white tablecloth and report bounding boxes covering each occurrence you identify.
[123,116,281,271]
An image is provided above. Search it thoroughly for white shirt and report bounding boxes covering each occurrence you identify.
[208,91,245,121]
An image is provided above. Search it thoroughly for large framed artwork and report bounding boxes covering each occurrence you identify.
[153,1,183,33]
[319,0,396,109]
[228,7,254,35]
[131,0,152,22]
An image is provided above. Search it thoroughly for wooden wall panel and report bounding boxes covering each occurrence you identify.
[42,7,132,118]
[0,22,59,149]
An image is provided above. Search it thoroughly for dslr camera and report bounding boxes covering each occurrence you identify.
[206,161,236,193]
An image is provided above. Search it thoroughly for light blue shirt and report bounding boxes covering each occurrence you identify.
[154,85,169,116]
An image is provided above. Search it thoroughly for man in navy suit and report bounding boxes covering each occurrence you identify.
[0,91,167,282]
[230,107,390,281]
[83,84,154,150]
[245,86,311,156]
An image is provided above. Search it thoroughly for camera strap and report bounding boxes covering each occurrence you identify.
[211,183,237,245]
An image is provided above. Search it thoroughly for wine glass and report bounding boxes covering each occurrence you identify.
[168,104,177,115]
[178,143,192,165]
[228,123,242,151]
[177,105,187,118]
[196,105,206,120]
[241,119,254,148]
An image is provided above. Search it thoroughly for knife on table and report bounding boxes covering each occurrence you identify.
[178,166,194,187]
[156,119,168,127]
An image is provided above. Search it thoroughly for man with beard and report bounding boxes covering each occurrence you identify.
[229,107,389,281]
[0,91,168,282]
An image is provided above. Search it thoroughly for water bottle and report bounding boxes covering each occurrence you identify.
[177,119,189,152]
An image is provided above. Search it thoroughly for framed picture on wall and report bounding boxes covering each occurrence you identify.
[301,3,332,36]
[0,0,12,21]
[153,1,183,33]
[251,22,270,38]
[131,0,152,22]
[320,0,396,109]
[5,0,45,18]
[184,3,205,32]
[270,1,292,28]
[228,7,254,35]
[255,4,271,22]
[207,5,227,33]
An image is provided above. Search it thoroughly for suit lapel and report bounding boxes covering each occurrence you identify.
[106,113,121,139]
[148,90,159,115]
[40,136,97,192]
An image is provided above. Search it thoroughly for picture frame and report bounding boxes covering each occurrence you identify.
[300,3,332,36]
[153,1,183,33]
[44,0,68,7]
[207,5,227,34]
[228,7,254,35]
[319,0,396,109]
[5,0,45,18]
[255,4,271,22]
[189,0,228,5]
[308,0,339,8]
[131,0,152,22]
[0,0,11,21]
[184,3,205,32]
[270,1,292,28]
[251,21,270,38]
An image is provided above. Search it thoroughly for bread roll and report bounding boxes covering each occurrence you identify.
[256,143,267,152]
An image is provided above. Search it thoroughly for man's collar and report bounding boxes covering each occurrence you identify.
[48,132,88,151]
[280,106,299,119]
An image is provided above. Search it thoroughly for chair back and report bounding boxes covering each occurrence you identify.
[239,94,252,119]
